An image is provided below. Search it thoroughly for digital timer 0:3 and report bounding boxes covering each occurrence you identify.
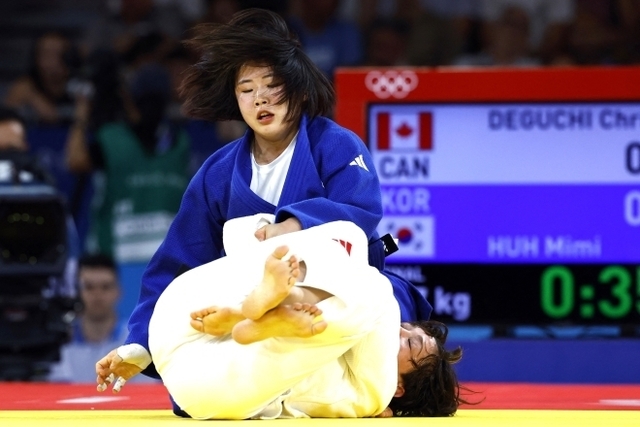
[540,265,640,320]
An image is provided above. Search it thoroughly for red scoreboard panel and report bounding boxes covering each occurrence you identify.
[335,66,640,328]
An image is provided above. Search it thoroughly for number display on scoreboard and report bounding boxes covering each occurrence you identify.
[382,263,640,325]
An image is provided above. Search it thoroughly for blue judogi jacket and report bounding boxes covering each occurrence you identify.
[126,115,432,378]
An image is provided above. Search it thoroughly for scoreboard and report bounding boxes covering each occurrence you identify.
[335,67,640,327]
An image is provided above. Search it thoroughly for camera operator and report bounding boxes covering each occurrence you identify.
[0,108,28,152]
[0,106,79,380]
[0,107,55,185]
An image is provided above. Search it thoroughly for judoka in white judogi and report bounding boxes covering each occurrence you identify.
[148,217,401,419]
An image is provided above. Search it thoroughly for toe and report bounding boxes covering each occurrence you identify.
[272,245,290,259]
[190,318,204,332]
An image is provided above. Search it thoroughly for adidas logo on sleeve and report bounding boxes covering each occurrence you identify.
[349,154,369,172]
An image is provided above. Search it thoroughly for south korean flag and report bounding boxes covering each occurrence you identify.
[378,215,435,261]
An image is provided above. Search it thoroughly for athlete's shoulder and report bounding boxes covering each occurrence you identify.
[306,115,363,151]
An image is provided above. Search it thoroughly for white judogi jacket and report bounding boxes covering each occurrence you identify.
[149,216,400,419]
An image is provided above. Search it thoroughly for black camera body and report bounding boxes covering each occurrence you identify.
[0,154,74,380]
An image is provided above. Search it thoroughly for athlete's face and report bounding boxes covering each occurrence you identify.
[235,64,298,148]
[397,322,438,377]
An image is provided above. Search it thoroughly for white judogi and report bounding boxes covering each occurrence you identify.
[148,219,400,419]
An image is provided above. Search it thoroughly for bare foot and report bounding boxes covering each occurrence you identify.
[232,302,327,345]
[190,306,244,336]
[241,245,300,320]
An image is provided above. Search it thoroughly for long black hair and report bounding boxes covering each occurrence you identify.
[389,320,481,417]
[180,8,334,123]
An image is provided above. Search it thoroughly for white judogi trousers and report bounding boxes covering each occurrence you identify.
[148,219,400,419]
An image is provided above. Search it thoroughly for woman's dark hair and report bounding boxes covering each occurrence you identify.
[180,8,335,123]
[389,320,480,417]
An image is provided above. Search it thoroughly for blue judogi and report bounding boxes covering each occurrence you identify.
[126,115,432,380]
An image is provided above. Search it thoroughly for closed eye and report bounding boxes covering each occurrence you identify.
[412,336,426,359]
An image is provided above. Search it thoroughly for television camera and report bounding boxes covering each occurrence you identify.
[0,151,76,380]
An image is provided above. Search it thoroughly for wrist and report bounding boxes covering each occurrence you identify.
[286,216,302,232]
[116,343,152,369]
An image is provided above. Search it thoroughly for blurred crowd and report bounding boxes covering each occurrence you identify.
[1,0,639,381]
[4,0,640,126]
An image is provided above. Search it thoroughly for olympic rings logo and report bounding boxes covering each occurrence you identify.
[364,70,418,99]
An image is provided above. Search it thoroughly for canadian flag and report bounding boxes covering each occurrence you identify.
[378,215,435,260]
[376,111,432,151]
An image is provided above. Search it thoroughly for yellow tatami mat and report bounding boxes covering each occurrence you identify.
[1,410,640,427]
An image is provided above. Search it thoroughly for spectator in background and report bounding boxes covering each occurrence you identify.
[162,45,199,126]
[0,107,28,152]
[287,0,364,79]
[414,0,484,59]
[48,254,157,383]
[396,0,479,66]
[336,0,382,31]
[80,0,200,62]
[616,0,640,63]
[121,29,174,73]
[453,5,541,67]
[64,62,191,320]
[480,0,575,64]
[4,32,77,124]
[0,106,56,193]
[199,0,242,24]
[155,0,208,31]
[339,0,481,66]
[362,17,411,67]
[563,0,626,65]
